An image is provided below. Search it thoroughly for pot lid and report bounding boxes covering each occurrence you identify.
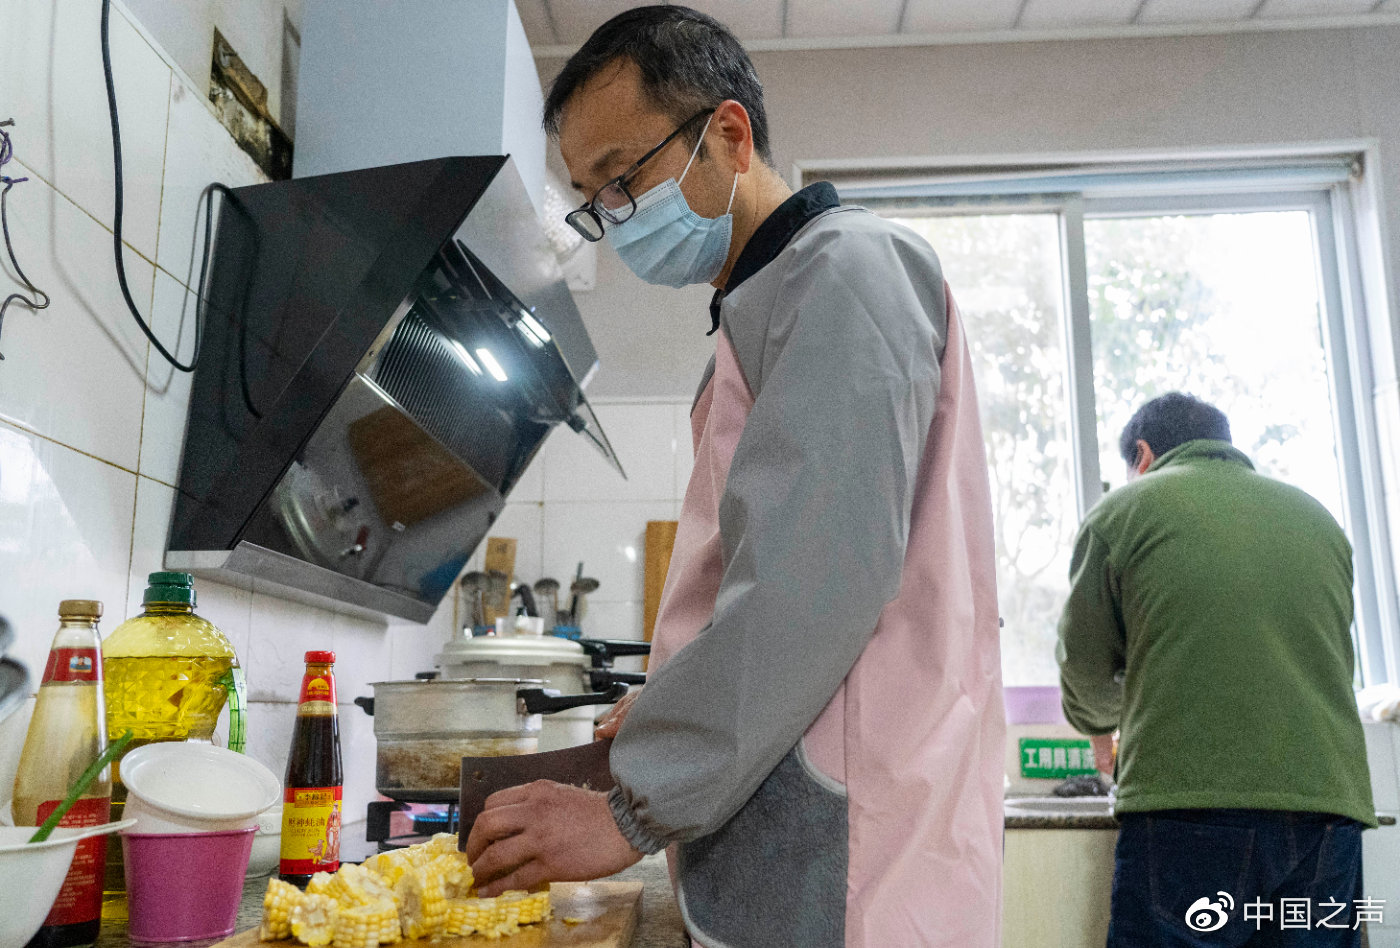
[435,632,587,668]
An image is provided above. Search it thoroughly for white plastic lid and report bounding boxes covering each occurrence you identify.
[119,742,281,821]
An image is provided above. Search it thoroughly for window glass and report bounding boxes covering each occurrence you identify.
[1085,212,1344,521]
[889,214,1074,685]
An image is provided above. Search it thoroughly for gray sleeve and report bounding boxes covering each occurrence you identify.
[1056,523,1126,735]
[607,222,949,851]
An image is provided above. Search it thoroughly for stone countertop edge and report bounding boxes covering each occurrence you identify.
[95,853,689,948]
[1004,812,1121,830]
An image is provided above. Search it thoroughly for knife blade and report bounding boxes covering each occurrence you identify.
[457,738,615,840]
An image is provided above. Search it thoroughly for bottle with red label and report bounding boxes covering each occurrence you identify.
[12,600,111,948]
[279,650,343,886]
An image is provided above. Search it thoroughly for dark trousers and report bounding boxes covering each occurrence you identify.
[1107,809,1366,948]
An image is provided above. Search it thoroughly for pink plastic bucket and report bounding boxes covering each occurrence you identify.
[122,827,256,942]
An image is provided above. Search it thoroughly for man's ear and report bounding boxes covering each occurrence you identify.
[1135,439,1156,476]
[711,99,754,175]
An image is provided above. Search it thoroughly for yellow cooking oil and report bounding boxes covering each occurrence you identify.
[101,572,240,920]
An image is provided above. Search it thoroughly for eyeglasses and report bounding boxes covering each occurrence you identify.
[564,109,715,242]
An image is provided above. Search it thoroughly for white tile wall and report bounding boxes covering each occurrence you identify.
[0,1,698,824]
[0,0,171,260]
[0,0,459,823]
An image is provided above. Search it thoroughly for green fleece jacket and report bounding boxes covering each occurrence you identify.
[1057,439,1375,826]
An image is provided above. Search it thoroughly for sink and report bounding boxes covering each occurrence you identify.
[1004,795,1114,816]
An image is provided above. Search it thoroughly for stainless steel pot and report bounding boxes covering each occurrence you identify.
[354,677,626,801]
[433,633,649,752]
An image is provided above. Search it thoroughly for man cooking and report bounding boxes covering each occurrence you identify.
[465,6,1006,946]
[1057,392,1376,947]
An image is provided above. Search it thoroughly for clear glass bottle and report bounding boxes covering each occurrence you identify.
[13,600,111,948]
[279,651,343,887]
[100,572,244,917]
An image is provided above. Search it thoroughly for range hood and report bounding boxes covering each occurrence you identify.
[167,155,621,622]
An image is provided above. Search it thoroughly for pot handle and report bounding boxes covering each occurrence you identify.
[354,696,375,716]
[577,639,652,660]
[589,669,646,690]
[518,682,628,715]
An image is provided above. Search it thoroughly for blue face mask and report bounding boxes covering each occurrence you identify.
[606,114,739,288]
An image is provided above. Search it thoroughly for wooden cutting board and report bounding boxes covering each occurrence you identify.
[216,881,643,948]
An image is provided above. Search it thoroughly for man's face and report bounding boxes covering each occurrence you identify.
[556,59,734,224]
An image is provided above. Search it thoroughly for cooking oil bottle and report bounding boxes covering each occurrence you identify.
[100,572,245,920]
[13,600,111,948]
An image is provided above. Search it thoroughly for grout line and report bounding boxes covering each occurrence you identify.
[1248,0,1270,18]
[150,71,175,285]
[895,0,911,34]
[125,474,142,615]
[0,417,140,477]
[1012,0,1031,29]
[1130,0,1150,25]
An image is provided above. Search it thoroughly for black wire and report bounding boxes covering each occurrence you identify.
[101,0,200,373]
[0,122,51,362]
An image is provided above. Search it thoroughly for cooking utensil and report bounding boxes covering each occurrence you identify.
[485,569,509,623]
[511,583,538,617]
[30,730,133,843]
[459,738,615,830]
[355,678,627,800]
[533,578,560,630]
[459,571,488,628]
[569,576,600,626]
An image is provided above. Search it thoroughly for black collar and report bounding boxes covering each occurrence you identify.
[707,182,840,335]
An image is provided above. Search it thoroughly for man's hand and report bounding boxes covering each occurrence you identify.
[594,689,640,739]
[464,780,644,897]
[1092,732,1117,776]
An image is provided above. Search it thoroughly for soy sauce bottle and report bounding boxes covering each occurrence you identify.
[278,651,343,886]
[13,601,111,948]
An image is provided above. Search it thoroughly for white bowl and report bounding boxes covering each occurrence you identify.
[0,820,136,948]
[120,743,281,834]
[246,803,283,878]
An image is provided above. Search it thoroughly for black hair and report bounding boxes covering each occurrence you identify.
[543,5,773,164]
[1119,392,1232,465]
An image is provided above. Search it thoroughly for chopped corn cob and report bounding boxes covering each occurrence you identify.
[332,899,400,948]
[310,864,395,907]
[423,833,461,857]
[430,852,475,899]
[394,862,448,938]
[360,851,409,890]
[499,890,551,926]
[260,878,302,940]
[441,897,500,937]
[291,893,339,948]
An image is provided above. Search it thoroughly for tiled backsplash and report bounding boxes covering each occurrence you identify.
[0,0,696,822]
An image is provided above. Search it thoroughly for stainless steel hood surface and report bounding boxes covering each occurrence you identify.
[167,156,620,622]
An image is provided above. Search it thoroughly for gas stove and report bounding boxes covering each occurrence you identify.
[363,800,461,852]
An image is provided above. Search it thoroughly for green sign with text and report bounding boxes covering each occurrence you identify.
[1019,738,1097,779]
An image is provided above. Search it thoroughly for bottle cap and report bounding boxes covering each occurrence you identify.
[143,571,196,607]
[305,650,336,664]
[58,599,103,619]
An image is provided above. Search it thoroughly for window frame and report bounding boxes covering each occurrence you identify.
[827,161,1399,687]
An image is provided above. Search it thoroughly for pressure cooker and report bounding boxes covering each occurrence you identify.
[432,628,649,751]
[353,677,626,801]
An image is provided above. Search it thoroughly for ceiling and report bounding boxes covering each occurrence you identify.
[520,0,1399,56]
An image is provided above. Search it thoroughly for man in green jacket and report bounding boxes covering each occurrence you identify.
[1057,392,1375,947]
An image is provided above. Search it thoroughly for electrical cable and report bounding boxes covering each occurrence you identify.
[102,0,201,372]
[0,120,51,361]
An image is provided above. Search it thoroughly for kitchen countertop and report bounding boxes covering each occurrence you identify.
[1004,810,1120,830]
[94,853,687,948]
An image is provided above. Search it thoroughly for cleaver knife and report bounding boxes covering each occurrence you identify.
[458,738,615,839]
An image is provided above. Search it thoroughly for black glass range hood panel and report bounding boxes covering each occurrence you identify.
[167,156,621,622]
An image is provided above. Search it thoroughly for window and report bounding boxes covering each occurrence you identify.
[848,156,1398,687]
